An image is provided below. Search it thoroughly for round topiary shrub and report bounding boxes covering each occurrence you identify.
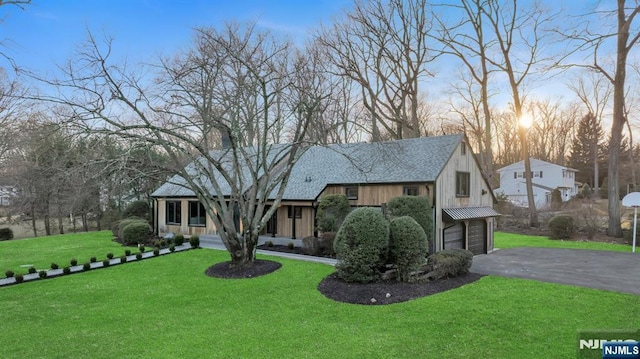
[548,214,576,240]
[139,245,146,253]
[50,263,59,270]
[15,274,24,283]
[102,259,110,267]
[174,234,184,246]
[189,235,200,248]
[38,270,47,279]
[333,207,389,283]
[388,216,428,282]
[287,242,294,250]
[125,249,132,256]
[106,253,114,259]
[62,266,71,275]
[28,266,36,274]
[90,256,97,263]
[169,245,175,252]
[123,200,150,220]
[5,270,14,278]
[135,253,142,260]
[121,221,152,246]
[0,227,14,241]
[83,263,91,271]
[153,248,160,256]
[115,217,145,239]
[386,195,433,246]
[70,258,78,266]
[266,240,274,247]
[120,255,127,263]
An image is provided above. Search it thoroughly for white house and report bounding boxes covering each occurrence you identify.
[494,158,579,208]
[0,185,16,207]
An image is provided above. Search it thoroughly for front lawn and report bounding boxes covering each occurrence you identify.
[1,249,638,358]
[495,231,634,252]
[0,231,128,275]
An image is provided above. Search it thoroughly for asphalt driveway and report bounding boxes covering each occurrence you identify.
[470,247,640,295]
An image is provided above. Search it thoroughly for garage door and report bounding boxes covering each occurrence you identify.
[468,220,487,255]
[443,222,464,250]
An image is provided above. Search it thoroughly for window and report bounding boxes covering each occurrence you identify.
[345,186,358,200]
[288,206,302,219]
[513,172,517,179]
[188,201,206,226]
[456,172,470,197]
[403,186,419,196]
[539,171,543,178]
[165,201,181,225]
[461,142,466,155]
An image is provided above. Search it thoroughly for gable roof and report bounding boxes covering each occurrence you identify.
[152,134,464,200]
[497,158,578,173]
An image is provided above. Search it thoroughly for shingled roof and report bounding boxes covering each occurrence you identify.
[151,134,463,200]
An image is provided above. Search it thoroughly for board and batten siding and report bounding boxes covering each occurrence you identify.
[275,206,314,238]
[434,142,495,252]
[320,183,433,207]
[156,198,217,236]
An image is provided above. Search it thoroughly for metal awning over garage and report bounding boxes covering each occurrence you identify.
[442,206,501,222]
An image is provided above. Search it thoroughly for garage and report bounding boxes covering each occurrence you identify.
[443,222,464,250]
[467,219,487,255]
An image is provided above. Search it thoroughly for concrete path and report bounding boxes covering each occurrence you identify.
[471,247,640,295]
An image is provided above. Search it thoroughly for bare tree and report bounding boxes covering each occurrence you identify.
[31,23,320,267]
[563,0,640,236]
[317,0,432,141]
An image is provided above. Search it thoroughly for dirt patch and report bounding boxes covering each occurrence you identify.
[205,259,282,279]
[318,272,485,305]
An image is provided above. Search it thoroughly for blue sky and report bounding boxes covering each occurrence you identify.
[0,0,351,75]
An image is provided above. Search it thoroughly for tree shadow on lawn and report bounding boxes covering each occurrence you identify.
[205,258,484,305]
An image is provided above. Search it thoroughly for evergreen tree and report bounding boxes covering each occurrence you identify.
[568,113,605,188]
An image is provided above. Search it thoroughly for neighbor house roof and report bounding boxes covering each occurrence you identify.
[496,158,578,173]
[151,134,464,200]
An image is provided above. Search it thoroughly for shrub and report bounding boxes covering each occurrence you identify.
[333,207,389,283]
[319,232,336,256]
[287,242,294,250]
[302,236,320,255]
[28,266,36,274]
[38,270,47,279]
[386,196,433,246]
[90,256,97,263]
[121,221,152,246]
[174,234,185,246]
[83,263,91,271]
[70,258,78,266]
[0,227,14,241]
[62,267,71,275]
[123,200,150,220]
[125,249,132,256]
[50,263,59,270]
[317,194,351,232]
[388,216,428,282]
[548,214,576,240]
[153,248,160,256]
[189,235,200,248]
[550,188,563,210]
[153,240,162,248]
[266,240,274,247]
[102,259,110,267]
[5,270,14,278]
[169,245,176,252]
[106,253,114,259]
[139,245,146,253]
[135,253,142,260]
[120,255,127,263]
[15,274,24,283]
[426,249,473,280]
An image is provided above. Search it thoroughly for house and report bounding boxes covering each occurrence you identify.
[0,185,16,207]
[494,158,579,208]
[151,134,499,255]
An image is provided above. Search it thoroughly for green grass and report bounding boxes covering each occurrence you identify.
[495,231,634,252]
[0,231,130,275]
[1,249,638,358]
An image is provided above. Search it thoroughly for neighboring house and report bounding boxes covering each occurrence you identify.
[494,158,579,208]
[0,185,16,206]
[151,134,499,255]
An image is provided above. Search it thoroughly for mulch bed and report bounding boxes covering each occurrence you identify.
[318,272,485,305]
[205,259,282,279]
